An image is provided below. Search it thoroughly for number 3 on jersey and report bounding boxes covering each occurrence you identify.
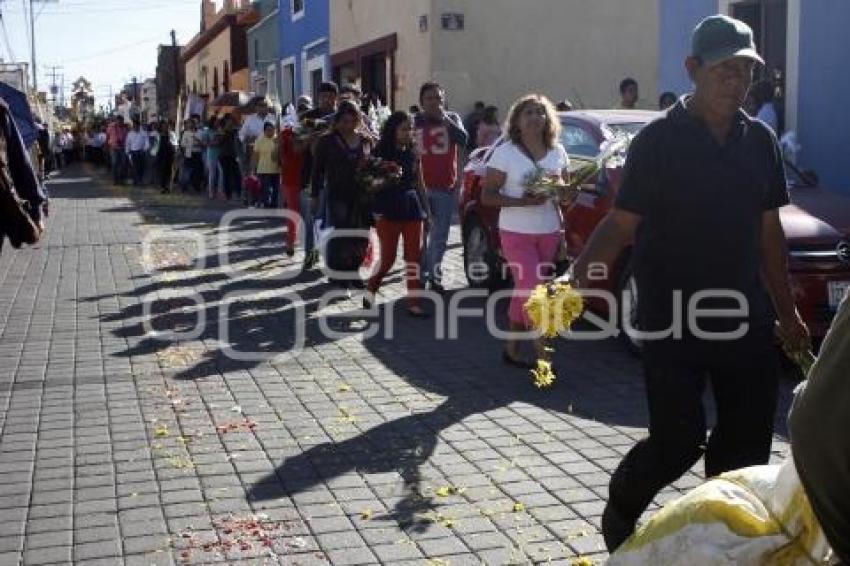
[416,126,451,156]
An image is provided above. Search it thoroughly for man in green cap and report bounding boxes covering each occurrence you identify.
[569,14,809,551]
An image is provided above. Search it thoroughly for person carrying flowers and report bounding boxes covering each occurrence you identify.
[480,94,576,369]
[310,100,373,289]
[569,15,810,552]
[363,111,431,317]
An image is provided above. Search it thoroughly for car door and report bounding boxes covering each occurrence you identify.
[560,120,609,258]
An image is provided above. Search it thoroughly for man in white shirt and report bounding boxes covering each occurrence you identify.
[238,99,275,145]
[238,100,275,184]
[92,127,107,167]
[125,119,150,186]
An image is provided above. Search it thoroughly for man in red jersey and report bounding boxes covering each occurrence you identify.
[414,82,468,292]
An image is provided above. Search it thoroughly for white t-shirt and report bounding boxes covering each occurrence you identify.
[487,141,569,234]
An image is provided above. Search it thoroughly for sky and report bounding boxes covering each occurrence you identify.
[0,0,227,109]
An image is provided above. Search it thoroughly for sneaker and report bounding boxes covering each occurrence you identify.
[601,500,636,552]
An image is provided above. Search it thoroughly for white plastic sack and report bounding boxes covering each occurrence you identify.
[608,458,835,565]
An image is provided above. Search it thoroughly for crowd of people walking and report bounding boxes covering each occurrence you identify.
[5,13,846,563]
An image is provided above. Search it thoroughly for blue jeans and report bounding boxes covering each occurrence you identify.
[300,190,316,253]
[422,189,456,284]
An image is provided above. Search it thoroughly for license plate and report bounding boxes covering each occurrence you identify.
[828,281,850,308]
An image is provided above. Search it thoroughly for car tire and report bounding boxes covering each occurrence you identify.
[616,258,645,357]
[463,216,509,291]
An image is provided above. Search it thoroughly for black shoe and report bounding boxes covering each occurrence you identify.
[602,501,636,552]
[363,293,375,310]
[285,246,295,258]
[501,350,534,370]
[303,250,318,270]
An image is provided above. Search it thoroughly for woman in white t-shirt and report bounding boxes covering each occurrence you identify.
[481,94,576,369]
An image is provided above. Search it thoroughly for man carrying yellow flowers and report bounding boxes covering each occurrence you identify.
[569,15,810,552]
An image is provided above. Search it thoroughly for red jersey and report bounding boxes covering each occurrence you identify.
[414,112,468,190]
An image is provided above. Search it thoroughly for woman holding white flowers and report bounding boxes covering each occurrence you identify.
[481,94,576,368]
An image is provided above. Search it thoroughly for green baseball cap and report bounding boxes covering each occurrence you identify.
[692,14,764,66]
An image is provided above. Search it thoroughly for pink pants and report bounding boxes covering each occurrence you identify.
[500,229,561,328]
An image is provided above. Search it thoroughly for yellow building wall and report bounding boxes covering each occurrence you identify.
[331,0,433,110]
[431,0,660,114]
[184,28,241,97]
[331,0,660,115]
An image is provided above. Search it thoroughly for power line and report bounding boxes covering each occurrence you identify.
[0,8,16,60]
[55,34,162,64]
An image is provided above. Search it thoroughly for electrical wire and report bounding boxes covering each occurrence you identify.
[55,34,162,64]
[0,11,17,60]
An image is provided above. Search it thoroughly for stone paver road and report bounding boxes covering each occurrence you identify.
[0,166,793,565]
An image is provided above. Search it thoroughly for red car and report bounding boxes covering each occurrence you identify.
[460,109,850,350]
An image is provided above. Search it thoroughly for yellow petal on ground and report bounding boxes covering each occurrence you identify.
[360,509,373,521]
[513,502,526,513]
[338,383,352,392]
[572,558,594,566]
[435,486,452,497]
[154,424,170,437]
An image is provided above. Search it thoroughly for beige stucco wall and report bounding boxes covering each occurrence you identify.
[330,0,433,109]
[430,0,660,116]
[185,27,245,96]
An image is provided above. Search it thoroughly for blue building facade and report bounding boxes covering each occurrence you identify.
[278,0,330,107]
[659,0,850,194]
[247,0,281,104]
[795,1,850,195]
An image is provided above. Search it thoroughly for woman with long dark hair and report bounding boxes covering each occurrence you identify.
[217,114,242,201]
[365,111,431,316]
[311,100,373,288]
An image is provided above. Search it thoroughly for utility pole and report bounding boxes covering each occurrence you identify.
[170,29,180,120]
[29,0,36,90]
[46,64,61,109]
[28,0,59,91]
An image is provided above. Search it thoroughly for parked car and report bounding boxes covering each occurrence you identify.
[460,109,850,352]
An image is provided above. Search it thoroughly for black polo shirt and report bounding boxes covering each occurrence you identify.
[615,97,789,345]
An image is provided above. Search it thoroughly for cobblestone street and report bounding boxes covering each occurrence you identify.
[0,166,793,565]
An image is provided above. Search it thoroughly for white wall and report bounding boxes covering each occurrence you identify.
[430,0,660,115]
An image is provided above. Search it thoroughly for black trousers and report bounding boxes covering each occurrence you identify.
[157,152,174,190]
[608,330,780,523]
[219,155,241,199]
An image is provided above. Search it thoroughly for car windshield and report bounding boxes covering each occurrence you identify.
[559,120,647,159]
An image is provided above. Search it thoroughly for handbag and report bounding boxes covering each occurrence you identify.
[0,139,40,249]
